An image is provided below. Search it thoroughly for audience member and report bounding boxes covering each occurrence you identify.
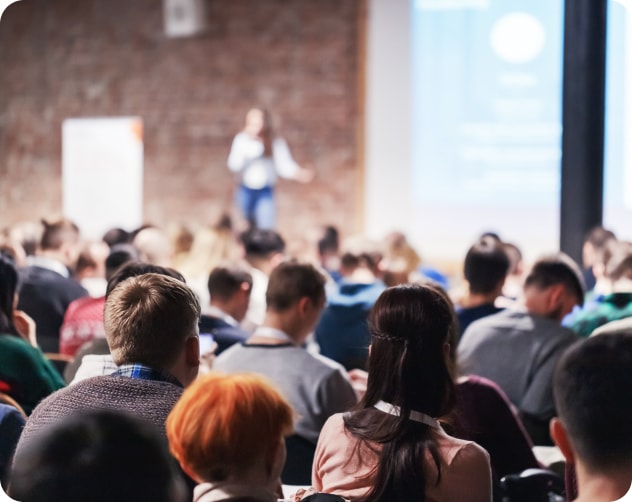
[167,373,293,502]
[214,261,356,446]
[0,402,25,489]
[312,284,491,502]
[499,242,525,303]
[199,262,252,355]
[133,226,174,267]
[240,228,286,331]
[59,243,139,357]
[73,240,110,297]
[15,272,201,452]
[102,227,130,248]
[458,253,584,445]
[62,262,187,383]
[570,240,632,337]
[316,225,342,283]
[10,409,186,502]
[17,218,88,352]
[456,236,510,339]
[0,253,65,415]
[315,236,385,370]
[551,333,632,502]
[581,226,616,292]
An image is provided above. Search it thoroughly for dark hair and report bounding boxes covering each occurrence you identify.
[207,263,252,302]
[105,262,185,299]
[104,244,141,281]
[554,333,632,471]
[463,237,510,294]
[10,410,184,502]
[240,229,285,259]
[102,227,131,248]
[266,261,325,312]
[524,253,585,307]
[343,284,456,502]
[318,226,340,256]
[0,252,20,337]
[40,218,80,251]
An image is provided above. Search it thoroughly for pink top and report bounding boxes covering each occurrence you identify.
[313,413,492,502]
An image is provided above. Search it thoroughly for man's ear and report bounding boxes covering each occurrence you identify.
[185,335,200,367]
[546,284,565,310]
[297,297,310,316]
[550,417,575,464]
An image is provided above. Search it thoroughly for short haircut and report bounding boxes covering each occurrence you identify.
[104,244,141,281]
[524,252,585,307]
[463,237,510,294]
[317,225,340,256]
[584,226,616,249]
[166,372,293,483]
[104,273,200,368]
[554,333,632,471]
[102,227,130,248]
[604,240,632,281]
[105,262,185,299]
[240,228,285,259]
[207,263,252,302]
[340,235,382,271]
[40,218,80,251]
[10,410,184,502]
[265,261,325,311]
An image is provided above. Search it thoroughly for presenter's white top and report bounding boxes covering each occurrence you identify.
[227,132,299,189]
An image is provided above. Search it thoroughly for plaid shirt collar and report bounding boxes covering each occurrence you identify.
[111,363,183,388]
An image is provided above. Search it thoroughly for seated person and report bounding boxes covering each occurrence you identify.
[456,236,509,339]
[312,284,491,502]
[0,253,65,415]
[315,236,385,371]
[10,409,186,502]
[0,402,25,489]
[199,262,252,355]
[551,332,632,502]
[167,372,293,502]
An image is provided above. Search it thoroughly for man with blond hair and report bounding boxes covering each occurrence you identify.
[16,273,201,452]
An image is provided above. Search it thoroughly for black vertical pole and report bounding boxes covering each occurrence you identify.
[560,0,608,265]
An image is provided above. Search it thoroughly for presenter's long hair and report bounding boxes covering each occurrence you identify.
[0,252,21,337]
[343,284,456,502]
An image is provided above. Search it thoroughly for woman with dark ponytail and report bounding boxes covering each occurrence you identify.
[311,284,492,501]
[0,252,65,414]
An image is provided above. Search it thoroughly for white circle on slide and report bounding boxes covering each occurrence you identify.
[490,12,546,64]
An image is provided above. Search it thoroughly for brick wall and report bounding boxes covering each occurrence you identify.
[0,0,362,245]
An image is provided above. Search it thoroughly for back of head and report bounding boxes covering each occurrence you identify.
[0,252,19,336]
[524,252,585,307]
[265,261,325,312]
[344,284,456,502]
[104,244,141,282]
[240,228,285,260]
[364,284,455,417]
[317,225,340,256]
[340,235,383,276]
[104,273,200,369]
[10,409,184,502]
[604,241,632,282]
[166,372,293,484]
[554,333,632,472]
[102,227,130,248]
[464,236,510,294]
[132,227,174,267]
[207,262,253,302]
[583,226,617,267]
[40,218,80,251]
[105,262,185,299]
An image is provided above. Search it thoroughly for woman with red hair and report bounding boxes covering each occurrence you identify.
[166,372,293,502]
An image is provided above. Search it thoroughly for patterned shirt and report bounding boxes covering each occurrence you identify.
[570,292,632,337]
[111,364,183,388]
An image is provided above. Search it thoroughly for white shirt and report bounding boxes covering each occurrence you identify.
[227,133,299,189]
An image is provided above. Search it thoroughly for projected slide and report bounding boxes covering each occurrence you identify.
[412,0,564,206]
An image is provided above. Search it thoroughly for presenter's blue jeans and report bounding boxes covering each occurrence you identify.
[237,185,276,229]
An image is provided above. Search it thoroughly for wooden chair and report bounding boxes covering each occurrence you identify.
[44,353,74,377]
[0,391,27,419]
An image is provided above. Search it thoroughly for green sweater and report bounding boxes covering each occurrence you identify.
[0,334,66,414]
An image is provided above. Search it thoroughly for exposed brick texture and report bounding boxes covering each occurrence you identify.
[0,0,361,243]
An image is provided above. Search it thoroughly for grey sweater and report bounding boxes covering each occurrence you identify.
[15,375,183,456]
